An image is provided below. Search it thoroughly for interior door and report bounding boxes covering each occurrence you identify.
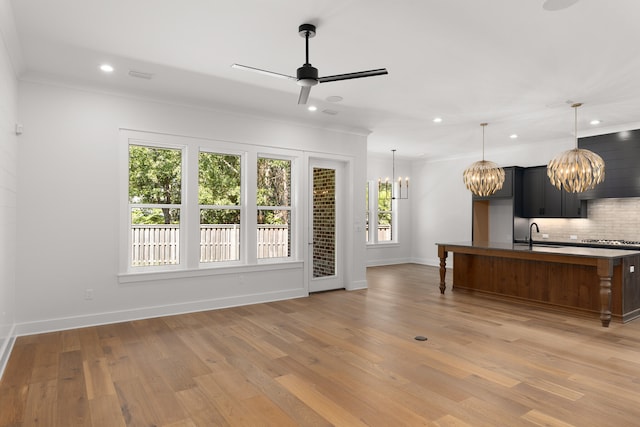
[308,159,344,292]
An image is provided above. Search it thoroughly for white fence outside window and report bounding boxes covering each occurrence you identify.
[131,224,290,266]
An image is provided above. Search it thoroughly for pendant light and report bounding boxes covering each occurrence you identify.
[463,123,505,197]
[378,149,409,200]
[547,103,605,193]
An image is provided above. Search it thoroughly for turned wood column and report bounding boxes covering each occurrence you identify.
[438,245,448,294]
[596,258,613,327]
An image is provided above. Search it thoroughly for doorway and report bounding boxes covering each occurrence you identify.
[308,159,345,292]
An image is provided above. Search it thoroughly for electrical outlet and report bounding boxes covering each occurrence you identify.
[569,235,578,240]
[542,234,549,239]
[84,289,94,300]
[631,266,635,273]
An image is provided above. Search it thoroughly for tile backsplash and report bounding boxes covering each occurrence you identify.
[531,198,640,242]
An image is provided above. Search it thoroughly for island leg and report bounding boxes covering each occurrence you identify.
[438,245,448,294]
[597,259,613,327]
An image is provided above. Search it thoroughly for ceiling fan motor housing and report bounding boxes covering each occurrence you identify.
[298,23,316,38]
[297,65,318,86]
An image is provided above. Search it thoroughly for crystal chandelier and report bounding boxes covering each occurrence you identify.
[463,123,505,197]
[547,103,605,193]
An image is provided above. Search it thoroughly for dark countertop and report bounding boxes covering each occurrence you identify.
[437,241,640,259]
[514,238,640,251]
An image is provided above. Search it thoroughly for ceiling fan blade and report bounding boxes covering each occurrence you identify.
[318,68,388,83]
[231,64,296,81]
[298,86,311,104]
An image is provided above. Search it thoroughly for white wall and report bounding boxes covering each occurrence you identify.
[15,80,368,335]
[0,0,18,375]
[366,153,412,266]
[411,139,576,266]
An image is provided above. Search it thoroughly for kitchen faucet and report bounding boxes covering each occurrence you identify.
[529,222,539,250]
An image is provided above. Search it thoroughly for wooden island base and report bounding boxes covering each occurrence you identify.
[438,243,640,327]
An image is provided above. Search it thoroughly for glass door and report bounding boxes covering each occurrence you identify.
[309,159,344,292]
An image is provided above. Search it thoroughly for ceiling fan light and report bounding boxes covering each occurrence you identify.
[297,78,318,87]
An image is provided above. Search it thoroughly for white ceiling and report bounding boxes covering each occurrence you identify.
[8,0,640,160]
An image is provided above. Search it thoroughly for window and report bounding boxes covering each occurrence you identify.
[366,180,395,244]
[123,131,300,274]
[199,151,242,263]
[128,144,183,267]
[257,157,292,259]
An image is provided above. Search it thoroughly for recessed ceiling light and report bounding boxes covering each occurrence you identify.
[307,105,317,112]
[326,96,343,103]
[99,64,114,73]
[510,134,518,139]
[433,117,443,123]
[590,119,601,125]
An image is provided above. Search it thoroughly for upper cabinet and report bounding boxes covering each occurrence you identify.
[472,166,515,200]
[521,166,585,218]
[578,129,640,199]
[522,166,560,217]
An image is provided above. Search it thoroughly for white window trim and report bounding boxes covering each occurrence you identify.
[257,152,297,264]
[119,129,303,281]
[365,180,398,245]
[124,139,187,273]
[197,146,246,268]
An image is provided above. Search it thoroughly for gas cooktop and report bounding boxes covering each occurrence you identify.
[581,239,640,247]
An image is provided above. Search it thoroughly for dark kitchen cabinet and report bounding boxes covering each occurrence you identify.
[472,166,514,199]
[522,166,585,218]
[562,191,584,218]
[522,166,561,217]
[578,129,640,199]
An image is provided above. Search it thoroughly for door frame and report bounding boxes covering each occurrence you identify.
[306,156,348,292]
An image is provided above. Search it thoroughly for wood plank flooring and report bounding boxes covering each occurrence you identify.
[2,263,640,426]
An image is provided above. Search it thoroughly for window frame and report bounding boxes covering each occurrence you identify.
[366,180,397,245]
[198,147,245,267]
[256,153,296,263]
[126,140,186,272]
[119,130,302,279]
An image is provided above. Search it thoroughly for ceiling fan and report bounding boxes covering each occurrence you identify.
[232,24,388,105]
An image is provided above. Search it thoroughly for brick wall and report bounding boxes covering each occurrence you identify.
[532,197,640,242]
[313,168,336,278]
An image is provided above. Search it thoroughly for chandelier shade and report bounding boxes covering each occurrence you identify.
[547,148,605,192]
[463,160,506,197]
[463,123,505,197]
[547,103,605,193]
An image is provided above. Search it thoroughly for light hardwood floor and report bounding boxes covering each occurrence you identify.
[2,264,640,426]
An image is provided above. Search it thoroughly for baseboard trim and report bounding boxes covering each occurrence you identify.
[366,257,412,267]
[15,288,307,337]
[347,279,368,291]
[409,257,441,267]
[0,324,16,382]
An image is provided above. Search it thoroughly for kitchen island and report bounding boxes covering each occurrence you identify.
[437,242,640,327]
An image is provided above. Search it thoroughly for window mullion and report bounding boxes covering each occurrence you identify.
[185,146,200,269]
[245,151,258,264]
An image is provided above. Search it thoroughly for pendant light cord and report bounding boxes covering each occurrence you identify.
[480,123,488,161]
[572,102,582,149]
[392,149,396,199]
